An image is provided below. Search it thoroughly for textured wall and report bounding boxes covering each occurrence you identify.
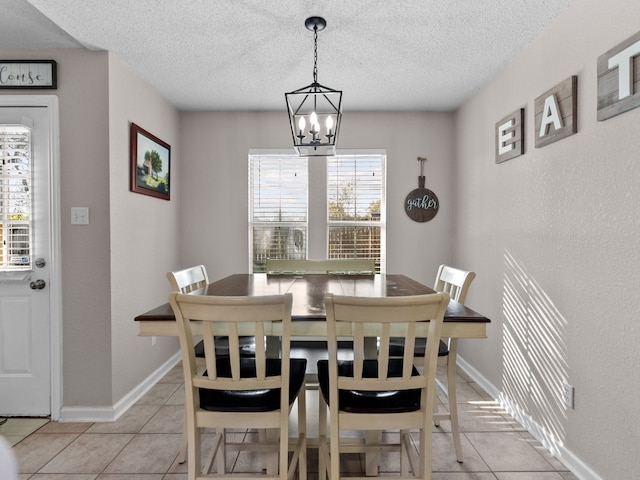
[454,0,640,478]
[178,111,455,286]
[107,54,181,403]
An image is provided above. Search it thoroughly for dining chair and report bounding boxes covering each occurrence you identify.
[266,258,375,275]
[167,265,257,359]
[317,292,449,480]
[389,264,476,463]
[169,291,307,480]
[166,265,256,464]
[166,264,209,293]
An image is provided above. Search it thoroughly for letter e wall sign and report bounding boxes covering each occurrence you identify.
[495,108,524,164]
[534,76,577,148]
[597,30,640,121]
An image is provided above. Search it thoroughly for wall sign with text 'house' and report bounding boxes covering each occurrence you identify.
[0,60,57,89]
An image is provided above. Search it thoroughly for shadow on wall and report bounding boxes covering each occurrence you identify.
[501,249,569,453]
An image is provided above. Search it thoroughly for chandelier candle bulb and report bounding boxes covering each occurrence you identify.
[326,115,334,137]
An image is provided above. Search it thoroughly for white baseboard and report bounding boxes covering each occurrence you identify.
[457,356,604,480]
[59,352,181,423]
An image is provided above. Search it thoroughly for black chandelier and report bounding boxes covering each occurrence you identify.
[285,16,342,157]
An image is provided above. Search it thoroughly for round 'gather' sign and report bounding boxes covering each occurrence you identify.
[404,176,439,222]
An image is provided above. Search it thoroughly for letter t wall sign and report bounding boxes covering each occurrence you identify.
[597,30,640,121]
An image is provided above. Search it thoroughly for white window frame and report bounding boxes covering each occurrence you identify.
[248,149,386,273]
[0,124,32,271]
[326,151,386,273]
[248,151,309,272]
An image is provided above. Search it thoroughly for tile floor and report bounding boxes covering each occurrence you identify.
[3,363,578,479]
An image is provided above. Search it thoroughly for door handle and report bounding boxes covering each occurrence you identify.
[29,279,46,290]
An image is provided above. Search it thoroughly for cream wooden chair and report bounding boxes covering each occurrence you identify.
[317,292,449,480]
[169,292,307,480]
[167,265,257,361]
[167,265,210,464]
[389,264,476,463]
[167,265,256,464]
[266,258,375,275]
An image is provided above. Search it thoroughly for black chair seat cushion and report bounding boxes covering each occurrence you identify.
[199,357,307,412]
[388,338,449,357]
[317,358,421,414]
[194,336,256,358]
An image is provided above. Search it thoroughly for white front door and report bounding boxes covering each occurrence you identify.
[0,105,54,416]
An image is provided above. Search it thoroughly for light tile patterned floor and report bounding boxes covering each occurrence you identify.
[3,363,579,479]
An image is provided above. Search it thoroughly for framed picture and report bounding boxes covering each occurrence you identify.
[0,60,57,89]
[130,123,170,200]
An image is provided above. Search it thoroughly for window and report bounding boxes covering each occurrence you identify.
[327,154,385,272]
[249,154,308,272]
[0,125,32,271]
[249,151,385,273]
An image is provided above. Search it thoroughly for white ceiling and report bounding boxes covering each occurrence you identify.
[4,0,574,112]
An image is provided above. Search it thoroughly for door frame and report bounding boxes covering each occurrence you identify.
[1,95,62,419]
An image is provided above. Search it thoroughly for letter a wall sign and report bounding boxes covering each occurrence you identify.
[534,76,578,148]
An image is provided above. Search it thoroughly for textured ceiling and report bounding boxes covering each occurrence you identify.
[4,0,574,112]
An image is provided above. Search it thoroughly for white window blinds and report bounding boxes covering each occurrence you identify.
[327,154,385,271]
[0,125,32,270]
[249,154,308,272]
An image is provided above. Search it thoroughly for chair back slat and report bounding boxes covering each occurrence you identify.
[169,293,293,393]
[325,292,449,394]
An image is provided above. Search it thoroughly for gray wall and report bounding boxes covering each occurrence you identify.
[178,111,455,285]
[454,0,640,478]
[0,49,182,409]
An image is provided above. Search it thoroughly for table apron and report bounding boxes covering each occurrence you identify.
[137,321,487,339]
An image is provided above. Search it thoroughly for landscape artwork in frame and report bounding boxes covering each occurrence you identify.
[130,123,170,200]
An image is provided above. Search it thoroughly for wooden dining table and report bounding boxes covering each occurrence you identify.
[135,273,490,340]
[135,272,490,471]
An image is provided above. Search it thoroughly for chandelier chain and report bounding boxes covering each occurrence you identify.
[313,26,318,84]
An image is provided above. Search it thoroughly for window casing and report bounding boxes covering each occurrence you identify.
[249,151,385,273]
[0,125,32,271]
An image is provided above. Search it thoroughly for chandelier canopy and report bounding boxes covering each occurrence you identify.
[285,16,342,157]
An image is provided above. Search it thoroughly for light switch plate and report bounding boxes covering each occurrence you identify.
[71,207,89,225]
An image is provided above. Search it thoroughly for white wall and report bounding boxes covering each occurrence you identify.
[454,0,640,478]
[178,111,455,285]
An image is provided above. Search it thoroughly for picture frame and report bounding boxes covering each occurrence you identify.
[0,60,57,89]
[130,123,171,200]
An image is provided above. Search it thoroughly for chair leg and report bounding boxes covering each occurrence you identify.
[419,426,432,480]
[447,339,463,463]
[178,406,188,464]
[318,391,328,480]
[432,386,441,427]
[297,385,307,480]
[365,431,381,475]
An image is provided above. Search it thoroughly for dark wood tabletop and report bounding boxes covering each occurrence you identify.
[135,273,490,324]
